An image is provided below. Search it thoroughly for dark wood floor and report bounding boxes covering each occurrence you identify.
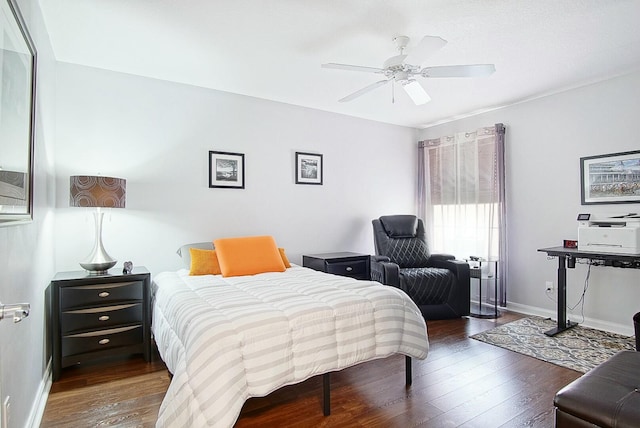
[41,312,581,427]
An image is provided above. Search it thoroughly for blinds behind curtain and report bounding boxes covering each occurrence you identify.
[418,123,507,306]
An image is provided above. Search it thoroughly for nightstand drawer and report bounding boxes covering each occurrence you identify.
[61,303,143,334]
[303,252,371,280]
[325,259,369,278]
[62,325,143,357]
[61,281,143,309]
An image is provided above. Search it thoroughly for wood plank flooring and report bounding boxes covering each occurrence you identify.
[41,312,582,427]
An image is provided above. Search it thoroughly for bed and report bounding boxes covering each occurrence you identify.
[152,238,429,427]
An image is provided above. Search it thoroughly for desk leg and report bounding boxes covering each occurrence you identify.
[545,256,577,336]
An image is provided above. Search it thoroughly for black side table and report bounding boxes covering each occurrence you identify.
[302,252,370,280]
[468,258,500,319]
[48,266,152,381]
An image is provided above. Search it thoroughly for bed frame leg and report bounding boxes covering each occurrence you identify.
[323,373,330,416]
[322,358,409,416]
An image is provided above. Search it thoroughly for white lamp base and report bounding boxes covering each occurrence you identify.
[80,209,117,275]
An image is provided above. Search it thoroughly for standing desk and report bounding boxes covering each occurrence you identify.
[537,246,640,336]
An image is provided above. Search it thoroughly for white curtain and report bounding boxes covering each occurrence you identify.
[418,124,507,305]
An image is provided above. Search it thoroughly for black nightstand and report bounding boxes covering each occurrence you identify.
[48,266,152,381]
[302,252,370,280]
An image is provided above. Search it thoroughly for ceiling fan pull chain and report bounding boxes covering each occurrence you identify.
[392,81,395,104]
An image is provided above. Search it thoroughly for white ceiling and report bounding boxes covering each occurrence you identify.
[39,0,640,129]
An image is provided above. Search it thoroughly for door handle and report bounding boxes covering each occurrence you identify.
[0,301,30,323]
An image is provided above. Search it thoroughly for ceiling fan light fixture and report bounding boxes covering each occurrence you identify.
[402,80,430,105]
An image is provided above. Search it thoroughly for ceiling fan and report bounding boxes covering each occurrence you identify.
[322,35,495,105]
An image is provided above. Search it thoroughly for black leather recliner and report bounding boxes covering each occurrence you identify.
[371,215,470,320]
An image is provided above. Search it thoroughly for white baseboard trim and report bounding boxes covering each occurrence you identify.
[505,302,636,337]
[27,359,51,428]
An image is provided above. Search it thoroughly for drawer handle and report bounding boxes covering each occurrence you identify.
[98,338,110,345]
[98,292,110,298]
[346,266,353,271]
[98,315,110,321]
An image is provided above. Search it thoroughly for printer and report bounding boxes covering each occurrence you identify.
[578,214,640,254]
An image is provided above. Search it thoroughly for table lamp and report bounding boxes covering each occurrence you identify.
[70,175,126,274]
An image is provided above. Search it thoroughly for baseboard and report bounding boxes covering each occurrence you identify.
[505,302,635,337]
[26,359,51,428]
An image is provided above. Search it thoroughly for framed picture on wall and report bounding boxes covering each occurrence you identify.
[295,152,323,185]
[209,151,245,189]
[580,150,640,204]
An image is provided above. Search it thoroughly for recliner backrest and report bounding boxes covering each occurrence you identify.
[373,215,431,268]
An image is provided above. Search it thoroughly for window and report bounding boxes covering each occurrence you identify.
[418,124,506,304]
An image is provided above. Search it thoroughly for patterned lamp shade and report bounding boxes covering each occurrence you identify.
[70,176,126,208]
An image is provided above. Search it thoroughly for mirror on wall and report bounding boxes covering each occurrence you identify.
[0,0,36,224]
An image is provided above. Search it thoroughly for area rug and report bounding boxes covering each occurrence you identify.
[470,316,636,373]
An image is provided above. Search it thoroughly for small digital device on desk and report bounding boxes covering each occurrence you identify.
[577,213,591,222]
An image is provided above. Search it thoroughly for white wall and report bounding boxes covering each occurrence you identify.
[0,0,56,426]
[419,71,640,335]
[53,63,417,277]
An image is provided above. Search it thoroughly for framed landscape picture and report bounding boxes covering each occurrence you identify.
[295,152,323,185]
[580,150,640,205]
[209,151,245,189]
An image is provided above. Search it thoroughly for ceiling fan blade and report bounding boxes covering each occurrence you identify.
[322,63,385,74]
[404,36,447,66]
[402,80,431,105]
[339,80,390,102]
[422,64,496,78]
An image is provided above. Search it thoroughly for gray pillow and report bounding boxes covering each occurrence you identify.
[176,242,214,269]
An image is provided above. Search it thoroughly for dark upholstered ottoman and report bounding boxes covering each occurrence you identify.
[554,350,640,427]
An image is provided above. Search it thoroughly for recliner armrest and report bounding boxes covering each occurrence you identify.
[370,256,400,287]
[429,253,456,262]
[428,258,470,282]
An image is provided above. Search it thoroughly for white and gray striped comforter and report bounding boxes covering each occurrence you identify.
[152,266,429,427]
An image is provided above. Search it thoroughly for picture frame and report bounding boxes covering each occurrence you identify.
[580,150,640,205]
[0,0,37,224]
[209,151,245,189]
[295,152,323,185]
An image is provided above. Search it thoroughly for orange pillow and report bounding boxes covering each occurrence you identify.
[189,248,221,275]
[214,236,286,277]
[279,248,291,268]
